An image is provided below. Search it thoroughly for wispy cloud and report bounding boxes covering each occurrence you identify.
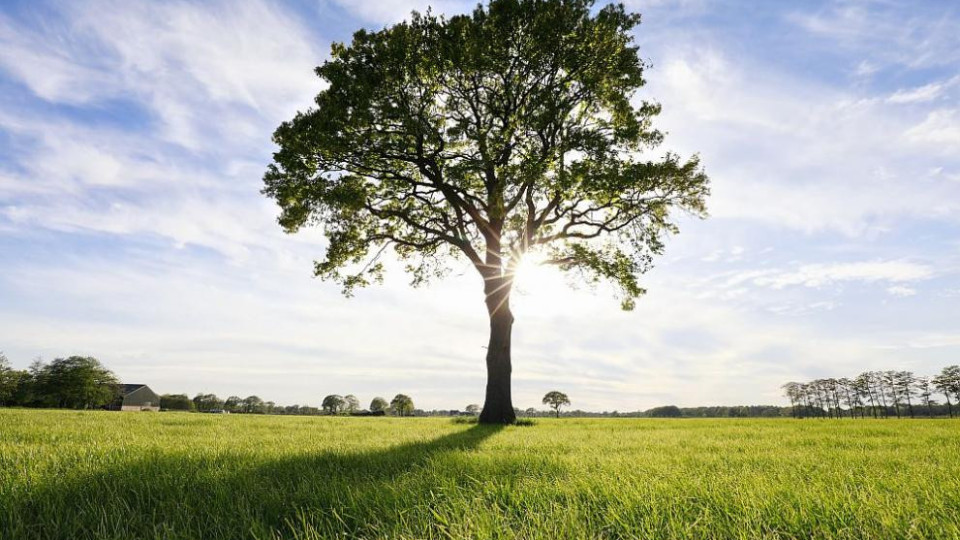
[751,261,933,290]
[887,78,957,104]
[789,1,960,70]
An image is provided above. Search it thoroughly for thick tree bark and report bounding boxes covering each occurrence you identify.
[479,276,516,424]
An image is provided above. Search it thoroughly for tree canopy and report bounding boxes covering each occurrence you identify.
[264,0,707,307]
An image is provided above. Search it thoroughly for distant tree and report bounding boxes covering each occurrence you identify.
[933,365,959,418]
[264,401,276,414]
[370,396,389,413]
[786,366,960,420]
[895,371,916,418]
[262,0,710,424]
[390,394,414,417]
[838,378,857,419]
[915,377,934,417]
[648,405,682,418]
[29,356,120,409]
[224,396,243,413]
[853,373,876,418]
[19,358,48,407]
[0,352,19,406]
[322,394,346,415]
[344,394,360,414]
[465,404,481,415]
[192,393,224,412]
[242,395,265,414]
[781,382,802,418]
[160,394,194,411]
[542,391,570,418]
[525,407,538,416]
[879,371,900,418]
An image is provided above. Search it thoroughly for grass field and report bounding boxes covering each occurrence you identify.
[1,410,958,540]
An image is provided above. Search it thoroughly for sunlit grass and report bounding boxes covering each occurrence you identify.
[1,409,958,539]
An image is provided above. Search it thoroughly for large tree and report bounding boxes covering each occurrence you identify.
[264,0,709,423]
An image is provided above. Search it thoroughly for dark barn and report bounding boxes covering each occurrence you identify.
[112,384,161,412]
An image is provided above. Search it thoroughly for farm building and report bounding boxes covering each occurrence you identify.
[113,384,161,412]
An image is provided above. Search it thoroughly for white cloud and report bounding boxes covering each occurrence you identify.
[0,0,329,261]
[0,0,323,152]
[790,3,960,70]
[887,82,948,104]
[751,261,933,289]
[886,285,917,297]
[853,60,879,78]
[647,47,960,235]
[905,109,960,151]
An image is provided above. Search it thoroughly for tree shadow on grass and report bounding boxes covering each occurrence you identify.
[4,423,564,540]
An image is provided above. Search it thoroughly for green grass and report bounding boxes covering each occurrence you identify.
[1,410,958,539]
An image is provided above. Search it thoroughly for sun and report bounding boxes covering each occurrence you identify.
[509,253,570,312]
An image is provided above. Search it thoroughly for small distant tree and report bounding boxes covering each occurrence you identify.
[160,394,194,411]
[0,352,18,406]
[933,365,960,418]
[542,391,570,418]
[224,396,243,413]
[853,373,876,418]
[391,394,414,417]
[344,394,360,414]
[895,371,916,418]
[465,404,481,415]
[242,395,265,414]
[370,396,388,413]
[192,393,224,412]
[322,394,346,415]
[915,377,934,417]
[781,382,802,418]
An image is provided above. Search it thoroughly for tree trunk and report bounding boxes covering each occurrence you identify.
[479,276,516,424]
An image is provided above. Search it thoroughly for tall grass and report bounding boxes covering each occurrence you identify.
[1,409,958,539]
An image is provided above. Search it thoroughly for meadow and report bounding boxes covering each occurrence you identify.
[0,410,958,540]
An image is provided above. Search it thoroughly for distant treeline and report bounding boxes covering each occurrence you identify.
[0,355,119,409]
[162,392,416,417]
[8,353,955,420]
[782,366,960,419]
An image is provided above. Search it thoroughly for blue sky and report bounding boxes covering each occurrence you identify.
[1,0,958,411]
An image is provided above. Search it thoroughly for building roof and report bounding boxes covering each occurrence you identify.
[118,384,151,396]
